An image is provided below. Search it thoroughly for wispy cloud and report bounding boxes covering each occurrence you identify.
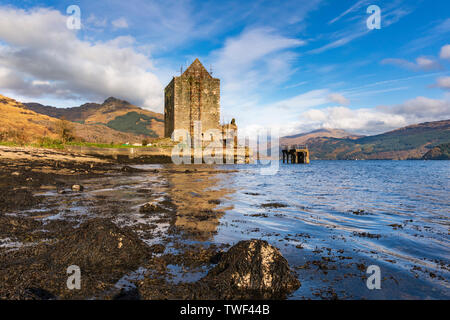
[211,28,305,112]
[112,17,128,29]
[308,30,369,54]
[283,81,308,89]
[311,0,414,54]
[346,86,409,97]
[406,18,450,52]
[342,73,445,93]
[328,0,371,25]
[95,0,323,53]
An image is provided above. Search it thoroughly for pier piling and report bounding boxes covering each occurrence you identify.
[281,145,310,164]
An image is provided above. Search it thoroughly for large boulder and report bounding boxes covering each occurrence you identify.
[0,219,152,299]
[203,239,300,299]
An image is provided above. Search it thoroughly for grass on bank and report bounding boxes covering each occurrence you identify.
[0,137,175,150]
[1,120,175,150]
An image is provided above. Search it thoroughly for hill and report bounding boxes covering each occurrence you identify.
[0,94,58,142]
[281,128,362,146]
[0,94,154,145]
[422,143,450,160]
[298,120,450,160]
[24,97,164,138]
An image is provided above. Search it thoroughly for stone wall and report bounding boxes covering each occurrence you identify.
[164,78,175,138]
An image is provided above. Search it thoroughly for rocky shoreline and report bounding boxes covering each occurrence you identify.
[1,146,448,300]
[0,146,299,300]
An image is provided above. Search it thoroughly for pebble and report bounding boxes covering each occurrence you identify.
[71,184,84,192]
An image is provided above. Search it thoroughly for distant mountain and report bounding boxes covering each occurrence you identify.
[281,128,362,146]
[0,94,155,144]
[24,97,164,138]
[301,120,450,160]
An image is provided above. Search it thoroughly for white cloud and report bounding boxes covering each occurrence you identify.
[301,106,407,134]
[0,7,163,110]
[416,57,441,70]
[298,96,450,135]
[440,44,450,60]
[235,89,331,138]
[239,95,450,138]
[435,76,450,90]
[381,57,442,72]
[327,93,349,105]
[213,28,304,78]
[211,28,305,122]
[383,96,450,120]
[86,14,108,29]
[112,17,129,29]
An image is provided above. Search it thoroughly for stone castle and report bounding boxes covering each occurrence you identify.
[164,58,237,143]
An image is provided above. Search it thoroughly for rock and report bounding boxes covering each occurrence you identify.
[136,241,299,300]
[149,244,165,254]
[140,201,163,213]
[203,239,300,299]
[0,219,152,299]
[0,189,41,213]
[51,219,151,269]
[422,143,450,160]
[209,251,223,264]
[112,287,141,300]
[260,202,288,209]
[121,165,144,173]
[23,287,56,300]
[71,184,84,192]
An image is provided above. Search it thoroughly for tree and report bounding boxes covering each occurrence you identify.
[56,118,75,143]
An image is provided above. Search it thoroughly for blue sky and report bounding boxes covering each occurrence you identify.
[0,0,449,136]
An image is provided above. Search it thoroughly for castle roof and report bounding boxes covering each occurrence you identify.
[182,58,213,78]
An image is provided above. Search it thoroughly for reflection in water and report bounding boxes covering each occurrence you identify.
[162,165,234,240]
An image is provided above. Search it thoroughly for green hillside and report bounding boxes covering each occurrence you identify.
[106,111,163,138]
[24,97,165,138]
[422,143,450,160]
[306,120,450,160]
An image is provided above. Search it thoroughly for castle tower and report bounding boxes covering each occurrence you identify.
[164,58,220,140]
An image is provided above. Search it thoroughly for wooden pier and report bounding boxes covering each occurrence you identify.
[281,145,310,164]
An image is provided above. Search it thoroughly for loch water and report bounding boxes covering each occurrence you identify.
[22,160,450,299]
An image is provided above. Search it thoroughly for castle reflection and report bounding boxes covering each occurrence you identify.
[161,165,235,241]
